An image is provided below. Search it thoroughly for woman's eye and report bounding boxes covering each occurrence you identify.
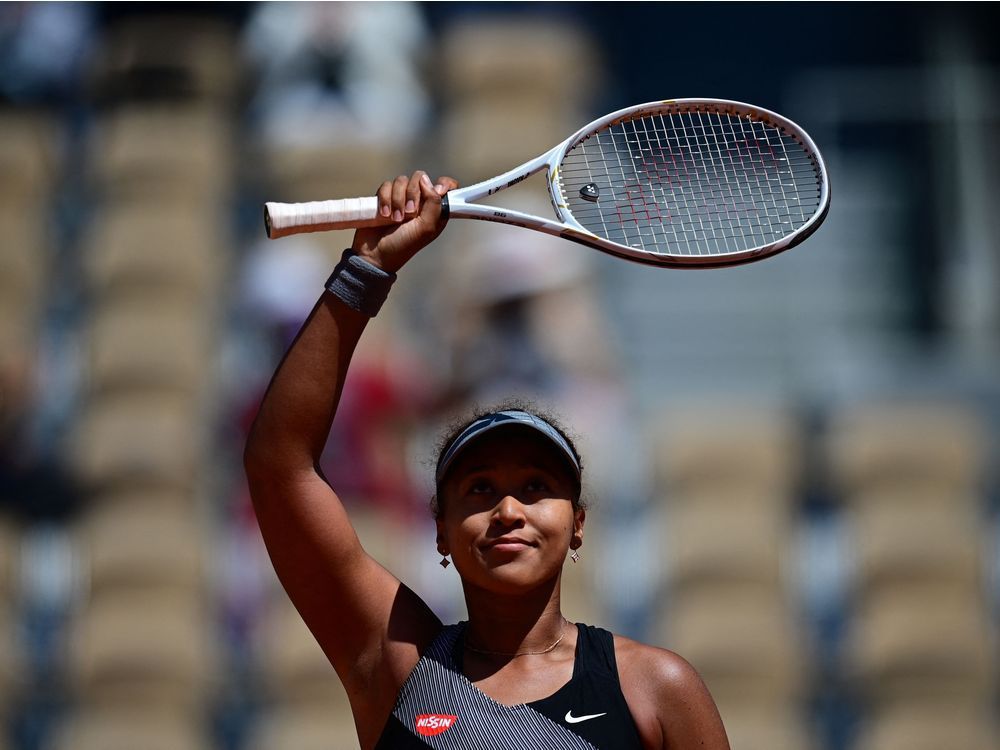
[469,481,493,494]
[526,479,550,493]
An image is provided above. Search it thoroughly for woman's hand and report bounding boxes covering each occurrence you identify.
[352,170,459,274]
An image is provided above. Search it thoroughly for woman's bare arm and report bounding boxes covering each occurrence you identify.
[243,172,456,714]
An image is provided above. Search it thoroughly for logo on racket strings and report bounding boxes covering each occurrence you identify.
[415,714,458,736]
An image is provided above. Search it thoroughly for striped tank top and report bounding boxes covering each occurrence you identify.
[374,622,644,749]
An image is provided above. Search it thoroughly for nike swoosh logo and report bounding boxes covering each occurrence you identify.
[565,710,607,724]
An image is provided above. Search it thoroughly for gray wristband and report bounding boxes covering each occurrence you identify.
[325,249,397,317]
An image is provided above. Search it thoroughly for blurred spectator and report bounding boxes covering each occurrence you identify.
[0,2,94,107]
[242,1,431,149]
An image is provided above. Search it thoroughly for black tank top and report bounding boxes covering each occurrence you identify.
[374,622,644,749]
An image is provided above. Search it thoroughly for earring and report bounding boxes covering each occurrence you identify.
[440,556,450,568]
[570,551,580,564]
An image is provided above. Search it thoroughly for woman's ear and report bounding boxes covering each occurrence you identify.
[436,519,449,556]
[571,508,586,549]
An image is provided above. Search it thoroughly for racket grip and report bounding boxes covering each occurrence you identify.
[264,196,391,239]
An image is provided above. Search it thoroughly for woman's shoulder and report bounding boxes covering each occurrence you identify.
[611,633,706,694]
[611,632,731,750]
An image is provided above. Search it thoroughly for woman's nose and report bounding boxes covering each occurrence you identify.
[492,494,526,526]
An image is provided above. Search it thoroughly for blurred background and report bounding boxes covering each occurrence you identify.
[0,2,998,749]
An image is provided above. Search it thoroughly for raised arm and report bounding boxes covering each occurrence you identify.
[243,172,457,731]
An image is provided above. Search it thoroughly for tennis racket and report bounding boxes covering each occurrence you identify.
[264,99,830,268]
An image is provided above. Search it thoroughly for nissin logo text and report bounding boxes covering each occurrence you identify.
[415,714,458,737]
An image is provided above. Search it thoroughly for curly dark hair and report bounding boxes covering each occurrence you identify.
[430,398,586,519]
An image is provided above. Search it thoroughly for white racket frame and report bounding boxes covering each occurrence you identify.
[264,99,830,268]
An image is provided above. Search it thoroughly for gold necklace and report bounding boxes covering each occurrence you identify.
[464,619,568,658]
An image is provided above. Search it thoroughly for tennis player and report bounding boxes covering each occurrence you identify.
[244,171,730,749]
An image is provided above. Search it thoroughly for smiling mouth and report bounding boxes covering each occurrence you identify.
[484,538,535,552]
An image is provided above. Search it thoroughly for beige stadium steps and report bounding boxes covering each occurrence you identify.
[439,18,602,108]
[845,492,986,606]
[81,203,227,304]
[87,485,201,516]
[47,708,213,750]
[844,586,995,705]
[0,206,49,320]
[0,110,58,208]
[650,403,804,499]
[715,704,819,750]
[658,495,792,596]
[64,589,219,713]
[70,391,203,493]
[77,499,206,603]
[0,516,18,603]
[83,297,212,399]
[0,606,22,723]
[853,706,999,750]
[655,587,811,705]
[244,706,361,750]
[87,104,233,202]
[826,402,987,497]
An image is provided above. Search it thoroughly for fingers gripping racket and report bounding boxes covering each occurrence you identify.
[264,99,830,268]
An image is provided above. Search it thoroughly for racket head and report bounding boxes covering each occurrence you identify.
[548,99,830,268]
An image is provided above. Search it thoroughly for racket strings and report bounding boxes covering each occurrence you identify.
[557,109,823,257]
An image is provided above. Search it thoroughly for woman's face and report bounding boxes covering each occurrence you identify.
[436,428,585,595]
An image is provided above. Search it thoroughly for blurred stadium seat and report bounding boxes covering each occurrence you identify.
[0,111,58,209]
[80,203,227,305]
[87,104,233,202]
[657,587,811,706]
[83,297,212,399]
[69,391,204,492]
[0,516,17,603]
[65,589,220,712]
[0,206,49,326]
[846,492,986,605]
[77,499,207,603]
[845,586,994,705]
[0,604,19,727]
[659,494,792,596]
[46,707,214,750]
[651,404,803,498]
[243,706,361,750]
[649,400,816,745]
[829,400,996,749]
[853,705,999,750]
[438,18,601,108]
[826,403,986,497]
[718,704,819,750]
[86,485,201,515]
